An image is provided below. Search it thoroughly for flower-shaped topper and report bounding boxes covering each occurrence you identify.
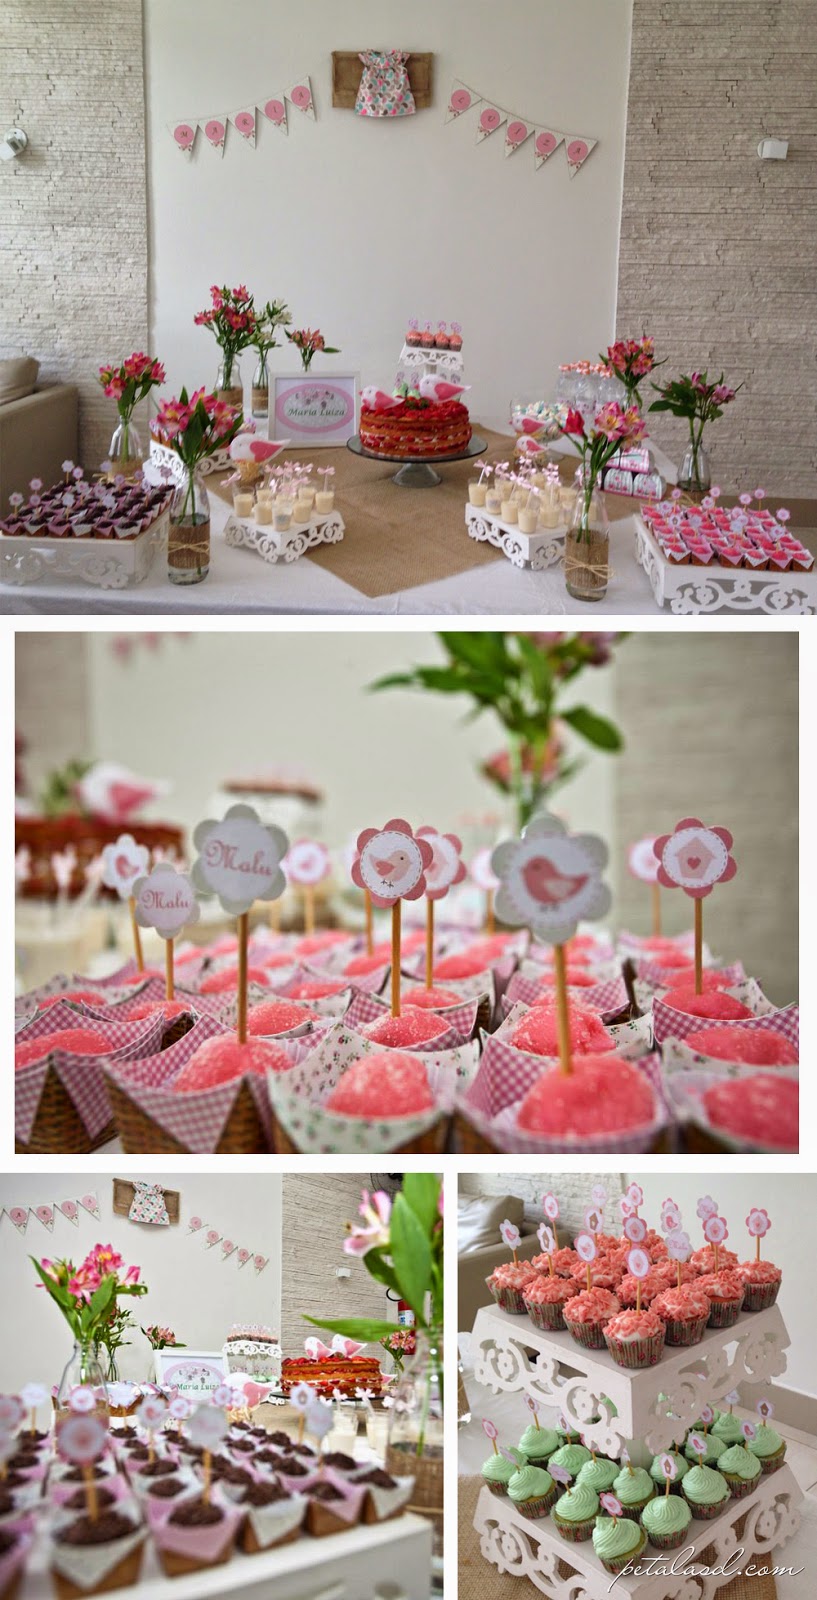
[470,847,500,894]
[543,1192,560,1221]
[665,1228,692,1263]
[661,1200,682,1234]
[351,819,433,909]
[746,1208,771,1238]
[574,1232,597,1263]
[757,1398,774,1423]
[704,1215,728,1245]
[132,862,200,941]
[491,811,611,946]
[627,835,661,884]
[688,1432,707,1461]
[482,1419,498,1440]
[627,1247,651,1280]
[58,1414,107,1465]
[101,833,150,900]
[697,1195,718,1222]
[600,1492,623,1518]
[654,818,737,900]
[742,1420,757,1443]
[626,1182,644,1210]
[285,839,332,888]
[188,1402,227,1450]
[660,1454,677,1482]
[192,803,288,916]
[624,1215,647,1244]
[416,826,467,901]
[537,1222,556,1256]
[306,1397,333,1440]
[591,1184,607,1211]
[0,1396,24,1430]
[499,1219,521,1255]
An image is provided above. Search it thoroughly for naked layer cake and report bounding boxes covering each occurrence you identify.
[280,1353,382,1398]
[359,395,471,459]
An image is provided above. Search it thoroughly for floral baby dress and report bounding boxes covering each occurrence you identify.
[355,50,416,117]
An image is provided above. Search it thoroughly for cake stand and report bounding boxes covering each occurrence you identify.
[470,1298,802,1600]
[347,433,487,488]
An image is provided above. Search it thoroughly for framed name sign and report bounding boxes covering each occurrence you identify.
[271,373,358,447]
[153,1350,228,1400]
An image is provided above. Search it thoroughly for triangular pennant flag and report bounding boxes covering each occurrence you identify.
[33,1205,55,1232]
[253,1255,269,1274]
[7,1208,29,1235]
[566,135,597,177]
[287,77,314,119]
[476,104,507,144]
[445,80,481,123]
[261,95,288,135]
[203,117,227,156]
[231,109,256,147]
[237,1248,251,1268]
[57,1199,80,1226]
[78,1192,99,1218]
[221,1239,236,1259]
[204,1228,222,1249]
[505,117,534,158]
[171,122,197,160]
[533,127,564,169]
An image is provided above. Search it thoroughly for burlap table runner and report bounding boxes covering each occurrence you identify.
[458,1476,779,1600]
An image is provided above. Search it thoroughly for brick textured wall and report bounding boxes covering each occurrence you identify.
[280,1175,398,1368]
[458,1174,625,1239]
[1,1,148,471]
[617,0,817,495]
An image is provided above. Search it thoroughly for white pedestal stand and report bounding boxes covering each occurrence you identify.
[465,503,566,570]
[633,515,817,615]
[224,508,345,564]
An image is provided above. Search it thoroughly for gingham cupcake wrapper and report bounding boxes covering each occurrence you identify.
[564,1318,609,1350]
[604,1329,665,1368]
[15,1005,165,1143]
[651,980,777,1046]
[343,988,473,1051]
[660,1313,708,1346]
[504,971,628,1019]
[666,1067,798,1153]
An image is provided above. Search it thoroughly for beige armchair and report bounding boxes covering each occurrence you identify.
[0,386,79,513]
[459,1231,542,1333]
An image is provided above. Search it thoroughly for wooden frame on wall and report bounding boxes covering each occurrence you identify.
[331,52,434,110]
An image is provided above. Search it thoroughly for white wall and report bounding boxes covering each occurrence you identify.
[0,1173,283,1393]
[145,0,634,427]
[626,1173,817,1401]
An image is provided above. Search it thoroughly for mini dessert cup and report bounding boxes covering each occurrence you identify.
[49,1512,146,1600]
[485,490,502,515]
[736,1261,782,1311]
[500,500,518,524]
[468,481,488,507]
[357,1470,414,1523]
[314,491,335,514]
[154,1496,242,1576]
[238,1487,307,1552]
[304,1472,366,1537]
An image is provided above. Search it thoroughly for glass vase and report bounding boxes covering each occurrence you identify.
[168,467,210,585]
[107,416,144,479]
[386,1329,443,1562]
[251,352,270,417]
[56,1339,110,1424]
[564,480,610,602]
[215,355,243,411]
[678,438,711,498]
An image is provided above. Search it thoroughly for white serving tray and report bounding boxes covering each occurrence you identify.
[634,512,817,614]
[0,509,169,589]
[224,508,345,564]
[465,502,566,569]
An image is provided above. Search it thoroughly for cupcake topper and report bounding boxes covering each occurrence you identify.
[189,1402,228,1502]
[68,1388,96,1415]
[58,1412,108,1521]
[756,1398,774,1426]
[416,826,466,988]
[746,1207,771,1262]
[192,804,289,1043]
[600,1492,622,1521]
[627,1246,651,1312]
[624,1215,647,1245]
[725,1390,740,1412]
[352,819,434,1016]
[285,840,332,937]
[169,1397,191,1427]
[742,1420,757,1444]
[211,1384,233,1411]
[661,1200,682,1235]
[703,1213,728,1273]
[0,1430,13,1474]
[620,1196,635,1220]
[660,1453,677,1496]
[492,811,611,1075]
[575,1230,597,1293]
[585,1207,603,1242]
[696,1196,718,1223]
[537,1223,556,1270]
[138,1395,167,1463]
[550,1463,571,1488]
[699,1404,714,1435]
[626,1182,643,1212]
[20,1382,48,1437]
[132,862,200,1003]
[502,1445,523,1465]
[591,1184,607,1213]
[543,1193,560,1222]
[653,818,737,993]
[306,1396,334,1452]
[688,1431,706,1467]
[482,1418,499,1454]
[0,1395,24,1431]
[101,832,151,973]
[524,1395,541,1431]
[499,1219,521,1264]
[627,835,662,932]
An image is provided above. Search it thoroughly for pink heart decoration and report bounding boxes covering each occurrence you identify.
[243,1382,265,1408]
[59,1201,78,1221]
[9,1208,27,1230]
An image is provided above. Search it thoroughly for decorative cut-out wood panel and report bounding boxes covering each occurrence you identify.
[112,1179,180,1224]
[331,52,433,110]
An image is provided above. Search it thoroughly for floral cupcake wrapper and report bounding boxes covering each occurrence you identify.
[523,1298,567,1332]
[643,1525,692,1550]
[684,1490,731,1520]
[756,1449,785,1475]
[552,1511,596,1542]
[660,1313,708,1347]
[604,1330,666,1369]
[600,1530,647,1573]
[722,1473,760,1500]
[706,1298,743,1329]
[616,1498,652,1523]
[483,1479,509,1498]
[741,1280,780,1312]
[486,1281,528,1314]
[564,1317,608,1350]
[512,1485,558,1519]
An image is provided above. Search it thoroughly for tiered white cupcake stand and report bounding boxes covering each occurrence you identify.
[471,1300,802,1600]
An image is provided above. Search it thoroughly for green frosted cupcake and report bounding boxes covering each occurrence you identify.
[592,1513,646,1573]
[549,1442,591,1478]
[612,1466,654,1522]
[746,1424,786,1475]
[681,1463,730,1520]
[649,1451,688,1493]
[551,1480,599,1542]
[577,1456,619,1494]
[641,1492,692,1549]
[518,1424,561,1463]
[718,1443,762,1500]
[481,1450,515,1496]
[692,1407,722,1431]
[684,1432,725,1466]
[711,1411,744,1446]
[507,1461,558,1518]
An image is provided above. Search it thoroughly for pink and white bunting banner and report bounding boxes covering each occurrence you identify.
[445,79,597,177]
[1,1192,98,1232]
[170,74,315,158]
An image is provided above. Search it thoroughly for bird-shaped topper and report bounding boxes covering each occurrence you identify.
[360,386,402,412]
[416,826,467,901]
[76,761,169,825]
[351,818,433,908]
[229,434,290,464]
[491,811,611,946]
[417,375,471,404]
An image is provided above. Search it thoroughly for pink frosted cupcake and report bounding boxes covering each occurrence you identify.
[618,1269,666,1307]
[696,1270,745,1328]
[563,1288,620,1350]
[548,1247,580,1278]
[603,1308,666,1369]
[486,1260,537,1314]
[690,1245,739,1275]
[522,1274,576,1331]
[651,1285,711,1346]
[567,1263,621,1292]
[653,1258,699,1289]
[735,1259,782,1311]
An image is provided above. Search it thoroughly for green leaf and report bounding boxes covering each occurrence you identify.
[561,706,624,751]
[369,672,416,692]
[358,1248,400,1295]
[401,1174,441,1237]
[88,1277,117,1319]
[389,1193,432,1321]
[439,632,506,673]
[303,1314,397,1341]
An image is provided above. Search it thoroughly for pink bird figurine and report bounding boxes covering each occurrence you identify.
[76,761,169,825]
[522,855,589,906]
[361,386,402,412]
[417,375,471,403]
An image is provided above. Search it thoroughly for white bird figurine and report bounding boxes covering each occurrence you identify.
[361,386,402,412]
[417,375,471,403]
[76,761,169,825]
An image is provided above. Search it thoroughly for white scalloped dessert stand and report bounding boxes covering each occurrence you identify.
[399,343,464,378]
[633,514,817,615]
[224,507,345,565]
[471,1301,802,1600]
[0,510,169,589]
[465,503,567,570]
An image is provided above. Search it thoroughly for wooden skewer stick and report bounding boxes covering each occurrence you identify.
[651,882,661,938]
[485,888,495,935]
[425,898,434,990]
[304,885,315,936]
[364,889,374,956]
[165,938,174,1001]
[237,911,249,1043]
[128,895,144,972]
[553,944,572,1077]
[391,900,402,1017]
[694,899,703,994]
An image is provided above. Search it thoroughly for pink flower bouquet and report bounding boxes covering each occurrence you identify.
[285,327,341,372]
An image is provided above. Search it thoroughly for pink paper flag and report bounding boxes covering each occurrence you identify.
[231,109,256,146]
[221,1239,236,1259]
[445,81,481,124]
[57,1200,79,1226]
[288,78,314,119]
[79,1193,99,1218]
[204,1229,222,1249]
[476,105,507,144]
[34,1205,54,1232]
[172,122,196,160]
[533,128,563,169]
[262,96,288,134]
[237,1248,251,1268]
[253,1255,268,1274]
[505,119,533,157]
[203,118,227,156]
[565,135,598,178]
[8,1208,28,1235]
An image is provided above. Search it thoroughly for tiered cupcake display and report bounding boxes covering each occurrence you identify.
[0,1377,420,1595]
[14,805,798,1154]
[473,1185,801,1599]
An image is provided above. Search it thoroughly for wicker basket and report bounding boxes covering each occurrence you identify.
[108,1079,267,1155]
[15,1066,115,1155]
[387,1445,443,1545]
[273,1114,450,1157]
[51,1542,144,1600]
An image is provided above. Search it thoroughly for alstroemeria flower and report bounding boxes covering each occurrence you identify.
[344,1189,392,1256]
